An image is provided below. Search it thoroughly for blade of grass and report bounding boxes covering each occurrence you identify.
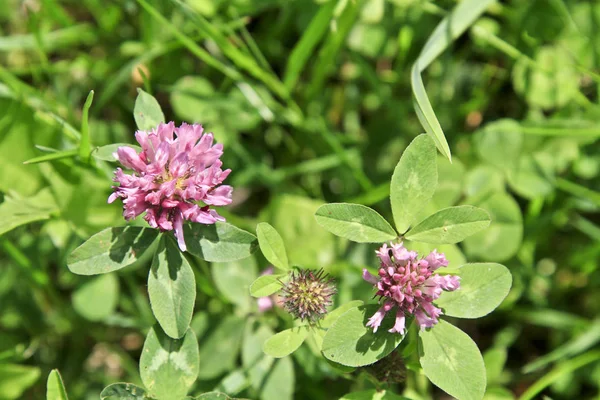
[78,90,94,162]
[170,0,291,104]
[307,0,363,99]
[0,24,96,52]
[519,351,600,400]
[23,149,78,165]
[97,18,247,108]
[570,214,600,241]
[283,1,336,91]
[411,0,495,161]
[520,125,600,137]
[136,0,243,83]
[556,178,600,207]
[522,319,600,373]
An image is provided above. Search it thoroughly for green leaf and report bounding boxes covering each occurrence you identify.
[250,274,283,298]
[390,134,438,233]
[243,324,275,390]
[256,222,289,270]
[134,88,165,131]
[464,192,523,262]
[321,300,365,329]
[72,274,119,321]
[195,393,232,400]
[0,364,41,400]
[184,222,258,262]
[46,370,68,400]
[260,357,295,400]
[0,188,58,236]
[321,305,405,367]
[100,383,148,399]
[411,0,494,160]
[212,257,257,310]
[265,195,335,268]
[67,227,159,275]
[148,237,196,339]
[198,315,245,379]
[92,144,142,162]
[340,389,411,400]
[405,206,491,244]
[314,203,397,243]
[506,154,554,199]
[475,120,523,171]
[419,320,486,400]
[140,326,199,400]
[263,327,309,358]
[436,263,512,318]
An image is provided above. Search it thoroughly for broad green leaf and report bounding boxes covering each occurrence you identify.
[264,195,335,268]
[419,320,486,400]
[405,242,466,270]
[263,327,309,358]
[198,315,245,379]
[0,364,41,400]
[256,222,289,270]
[464,193,523,262]
[72,274,119,321]
[411,0,494,160]
[321,305,405,367]
[250,274,283,298]
[242,324,275,390]
[214,369,249,396]
[314,203,397,243]
[46,370,68,400]
[67,227,159,275]
[93,143,142,162]
[100,383,148,399]
[212,257,257,310]
[261,357,294,400]
[321,300,365,329]
[405,206,491,244]
[506,154,554,199]
[340,389,411,400]
[475,120,523,171]
[148,237,196,339]
[436,263,512,318]
[312,301,364,352]
[390,134,438,233]
[140,326,199,400]
[0,188,58,236]
[134,88,165,131]
[184,222,258,262]
[195,393,232,400]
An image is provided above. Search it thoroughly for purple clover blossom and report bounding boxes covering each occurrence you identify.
[108,122,232,252]
[363,242,460,334]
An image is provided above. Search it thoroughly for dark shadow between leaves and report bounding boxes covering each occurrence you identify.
[150,236,184,281]
[355,305,405,360]
[152,324,184,353]
[109,226,158,264]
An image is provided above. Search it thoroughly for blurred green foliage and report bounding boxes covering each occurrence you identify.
[0,0,599,399]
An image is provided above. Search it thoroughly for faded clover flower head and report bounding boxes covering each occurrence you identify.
[280,269,336,324]
[363,242,460,335]
[108,122,232,252]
